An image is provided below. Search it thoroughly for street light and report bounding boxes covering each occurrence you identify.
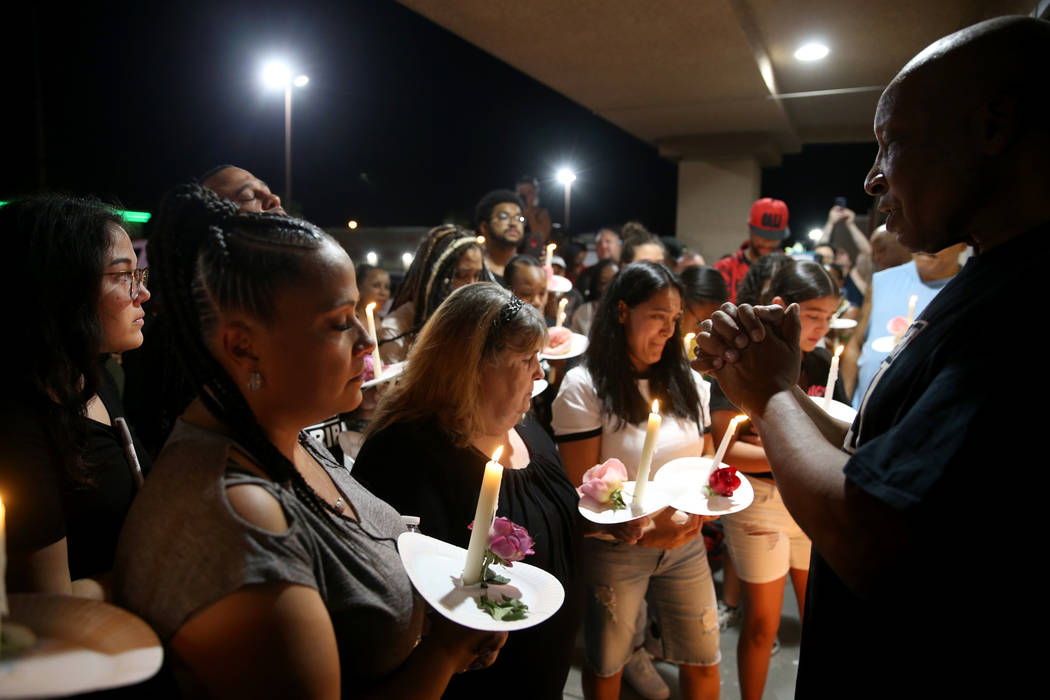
[556,168,577,231]
[261,59,309,204]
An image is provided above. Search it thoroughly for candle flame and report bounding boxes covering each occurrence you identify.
[547,243,557,254]
[366,302,376,312]
[834,344,844,357]
[491,445,504,462]
[651,399,659,413]
[909,295,918,304]
[731,414,747,427]
[476,235,486,245]
[558,298,568,310]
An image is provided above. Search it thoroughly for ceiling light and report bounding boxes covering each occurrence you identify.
[794,42,829,62]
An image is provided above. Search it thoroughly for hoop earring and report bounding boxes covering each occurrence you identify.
[247,371,263,392]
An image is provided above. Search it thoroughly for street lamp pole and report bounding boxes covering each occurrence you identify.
[284,83,293,204]
[262,61,308,206]
[556,168,577,232]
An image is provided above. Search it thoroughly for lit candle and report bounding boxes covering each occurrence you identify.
[712,414,747,469]
[632,400,662,508]
[476,235,486,246]
[462,446,504,585]
[1,495,7,643]
[683,332,696,359]
[905,294,918,325]
[545,243,557,281]
[824,345,843,410]
[365,302,383,380]
[556,297,569,329]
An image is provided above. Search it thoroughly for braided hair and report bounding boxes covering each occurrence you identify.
[149,184,344,522]
[385,224,485,341]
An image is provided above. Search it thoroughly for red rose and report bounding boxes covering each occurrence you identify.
[707,466,741,497]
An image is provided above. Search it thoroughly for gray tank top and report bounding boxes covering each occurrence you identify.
[115,420,423,689]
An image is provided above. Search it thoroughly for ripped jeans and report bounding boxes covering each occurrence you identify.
[582,536,720,676]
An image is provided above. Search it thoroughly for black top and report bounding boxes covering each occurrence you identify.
[796,224,1050,699]
[354,414,582,699]
[0,363,151,581]
[710,348,848,478]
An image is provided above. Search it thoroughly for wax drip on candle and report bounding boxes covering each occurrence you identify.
[823,345,844,410]
[711,414,747,469]
[632,399,661,509]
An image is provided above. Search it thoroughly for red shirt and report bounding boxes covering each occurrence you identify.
[714,241,753,302]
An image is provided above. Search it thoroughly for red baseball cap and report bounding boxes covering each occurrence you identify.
[749,198,790,240]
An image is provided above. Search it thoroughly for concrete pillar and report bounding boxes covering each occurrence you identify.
[676,157,760,264]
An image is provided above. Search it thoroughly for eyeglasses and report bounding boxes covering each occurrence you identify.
[102,268,150,300]
[492,211,526,225]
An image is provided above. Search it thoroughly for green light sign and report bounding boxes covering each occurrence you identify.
[0,201,151,223]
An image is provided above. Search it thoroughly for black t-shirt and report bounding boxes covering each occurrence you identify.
[0,364,151,581]
[796,224,1050,698]
[354,415,582,699]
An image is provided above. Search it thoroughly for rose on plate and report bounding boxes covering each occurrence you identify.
[705,465,742,498]
[466,517,535,620]
[577,458,628,511]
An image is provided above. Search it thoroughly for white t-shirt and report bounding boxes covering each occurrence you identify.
[551,365,711,480]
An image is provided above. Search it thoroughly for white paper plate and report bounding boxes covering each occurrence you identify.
[807,394,858,423]
[577,480,672,523]
[0,594,163,698]
[829,318,857,330]
[871,335,896,353]
[653,457,755,516]
[546,275,573,293]
[531,379,548,397]
[362,361,407,389]
[397,532,564,632]
[540,332,588,361]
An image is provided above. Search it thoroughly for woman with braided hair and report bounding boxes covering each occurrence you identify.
[115,185,505,699]
[377,224,486,365]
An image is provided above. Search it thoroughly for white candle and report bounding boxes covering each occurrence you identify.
[556,297,569,329]
[462,446,504,585]
[1,495,7,643]
[905,294,918,325]
[712,414,747,469]
[545,243,557,281]
[632,400,661,508]
[824,345,843,410]
[365,302,383,380]
[683,332,696,359]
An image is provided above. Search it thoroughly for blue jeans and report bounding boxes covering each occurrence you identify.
[582,536,720,676]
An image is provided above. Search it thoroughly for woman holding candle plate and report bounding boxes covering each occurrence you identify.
[354,282,583,699]
[552,261,720,700]
[708,259,846,700]
[115,186,504,699]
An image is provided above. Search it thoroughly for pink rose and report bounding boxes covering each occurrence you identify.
[488,517,535,563]
[362,354,375,383]
[578,458,628,508]
[707,466,742,497]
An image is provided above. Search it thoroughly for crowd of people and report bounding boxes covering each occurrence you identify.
[1,15,1047,700]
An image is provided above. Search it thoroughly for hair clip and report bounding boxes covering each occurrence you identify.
[494,295,524,329]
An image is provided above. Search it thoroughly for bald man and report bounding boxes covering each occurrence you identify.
[694,17,1050,697]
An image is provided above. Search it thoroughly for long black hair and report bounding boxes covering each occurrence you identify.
[149,184,345,521]
[1,194,123,483]
[680,265,729,306]
[585,261,700,428]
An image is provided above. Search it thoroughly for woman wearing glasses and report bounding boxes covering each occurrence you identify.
[0,194,151,600]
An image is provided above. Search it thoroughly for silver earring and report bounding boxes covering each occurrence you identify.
[247,371,263,392]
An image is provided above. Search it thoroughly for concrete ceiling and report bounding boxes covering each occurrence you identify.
[399,0,1038,165]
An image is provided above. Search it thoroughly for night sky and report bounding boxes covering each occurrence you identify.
[3,0,877,247]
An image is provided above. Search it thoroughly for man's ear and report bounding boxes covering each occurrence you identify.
[479,220,490,237]
[617,300,628,324]
[981,94,1020,156]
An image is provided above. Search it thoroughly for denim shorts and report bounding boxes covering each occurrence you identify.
[582,536,720,676]
[722,475,811,584]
